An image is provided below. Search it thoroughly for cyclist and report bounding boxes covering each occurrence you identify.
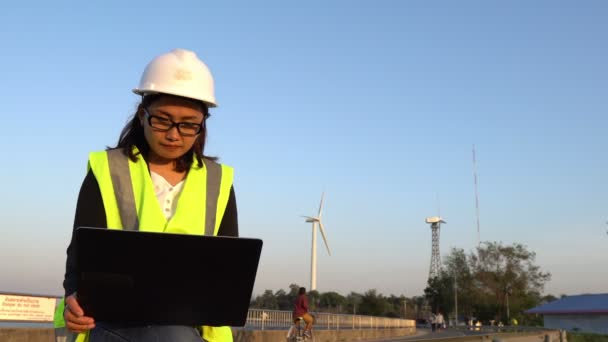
[293,287,313,338]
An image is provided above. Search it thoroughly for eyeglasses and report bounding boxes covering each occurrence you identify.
[144,109,204,137]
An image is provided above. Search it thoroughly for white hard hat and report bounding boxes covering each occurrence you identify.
[133,48,217,107]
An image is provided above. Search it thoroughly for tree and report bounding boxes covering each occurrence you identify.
[410,296,426,319]
[422,243,551,324]
[386,295,408,318]
[288,284,301,297]
[319,291,346,313]
[308,290,320,311]
[470,242,551,323]
[251,289,278,310]
[250,286,411,318]
[359,289,391,316]
[276,284,301,311]
[346,292,363,315]
[443,248,476,319]
[424,274,453,315]
[275,289,292,310]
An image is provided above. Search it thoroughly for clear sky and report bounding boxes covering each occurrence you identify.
[0,1,606,299]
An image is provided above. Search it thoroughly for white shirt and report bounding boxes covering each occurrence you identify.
[150,171,185,220]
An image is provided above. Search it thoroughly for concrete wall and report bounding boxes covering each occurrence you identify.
[0,328,55,342]
[544,314,608,334]
[413,331,564,342]
[233,327,416,342]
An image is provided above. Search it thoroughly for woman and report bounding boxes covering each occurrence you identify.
[292,287,313,338]
[62,49,237,342]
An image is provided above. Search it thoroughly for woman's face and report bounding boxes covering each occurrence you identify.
[139,95,205,164]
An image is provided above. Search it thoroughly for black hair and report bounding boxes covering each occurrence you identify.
[112,94,217,172]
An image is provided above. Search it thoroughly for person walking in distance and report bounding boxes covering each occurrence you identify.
[430,312,436,332]
[436,311,445,330]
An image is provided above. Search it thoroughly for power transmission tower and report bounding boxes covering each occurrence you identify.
[426,216,445,279]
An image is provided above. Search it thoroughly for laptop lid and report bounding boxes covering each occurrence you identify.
[75,227,263,327]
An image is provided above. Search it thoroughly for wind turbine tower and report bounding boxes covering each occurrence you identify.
[302,192,331,291]
[426,216,446,279]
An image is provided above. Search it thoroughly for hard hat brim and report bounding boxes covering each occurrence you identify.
[132,88,218,108]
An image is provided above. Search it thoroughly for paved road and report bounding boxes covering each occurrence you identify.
[364,327,494,342]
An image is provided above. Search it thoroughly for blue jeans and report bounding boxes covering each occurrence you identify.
[89,323,204,342]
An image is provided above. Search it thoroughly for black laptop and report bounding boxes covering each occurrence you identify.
[74,227,263,327]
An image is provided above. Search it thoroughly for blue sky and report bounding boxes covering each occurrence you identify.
[0,1,606,299]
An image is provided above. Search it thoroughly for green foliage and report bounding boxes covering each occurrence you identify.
[251,289,279,310]
[568,332,608,342]
[359,290,392,316]
[424,242,551,324]
[250,286,407,317]
[346,292,363,315]
[409,296,426,319]
[308,290,320,311]
[386,295,408,318]
[424,274,454,314]
[319,291,346,312]
[251,241,552,325]
[250,283,300,310]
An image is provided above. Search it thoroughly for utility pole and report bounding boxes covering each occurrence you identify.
[506,292,510,322]
[505,285,512,323]
[454,277,458,324]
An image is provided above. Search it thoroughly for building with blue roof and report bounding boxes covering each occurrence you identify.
[526,293,608,334]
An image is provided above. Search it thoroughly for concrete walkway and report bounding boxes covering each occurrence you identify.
[363,328,472,341]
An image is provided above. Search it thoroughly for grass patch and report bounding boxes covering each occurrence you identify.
[568,332,608,342]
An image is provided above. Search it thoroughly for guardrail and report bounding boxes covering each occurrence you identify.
[0,293,415,333]
[449,325,551,333]
[243,308,415,330]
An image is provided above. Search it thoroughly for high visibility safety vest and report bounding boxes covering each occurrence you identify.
[53,298,65,328]
[73,148,234,342]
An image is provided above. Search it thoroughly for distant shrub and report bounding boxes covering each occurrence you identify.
[568,332,608,342]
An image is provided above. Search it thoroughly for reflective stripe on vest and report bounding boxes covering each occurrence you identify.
[107,149,139,231]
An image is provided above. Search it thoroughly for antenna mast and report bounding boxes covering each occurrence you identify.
[437,193,441,217]
[472,145,481,247]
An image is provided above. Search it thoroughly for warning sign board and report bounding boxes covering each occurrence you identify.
[0,294,56,322]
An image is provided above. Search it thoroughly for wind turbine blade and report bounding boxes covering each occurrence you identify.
[318,221,331,256]
[302,216,319,223]
[318,192,325,217]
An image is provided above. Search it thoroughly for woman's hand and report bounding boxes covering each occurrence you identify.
[64,293,95,333]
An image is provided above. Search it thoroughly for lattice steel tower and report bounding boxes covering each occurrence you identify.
[426,216,446,279]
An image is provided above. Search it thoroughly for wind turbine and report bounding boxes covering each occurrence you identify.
[302,192,331,291]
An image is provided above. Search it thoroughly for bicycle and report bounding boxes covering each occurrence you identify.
[286,316,314,341]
